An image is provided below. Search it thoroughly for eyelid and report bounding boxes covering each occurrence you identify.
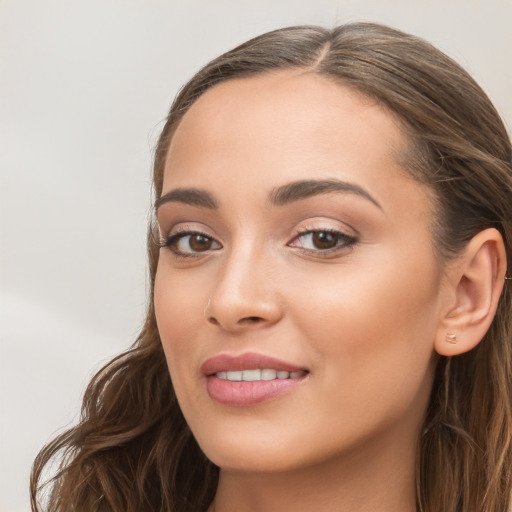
[287,222,359,256]
[289,228,356,245]
[160,222,218,241]
[290,218,359,239]
[158,224,222,258]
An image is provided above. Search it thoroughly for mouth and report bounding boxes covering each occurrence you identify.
[201,352,309,407]
[215,369,307,381]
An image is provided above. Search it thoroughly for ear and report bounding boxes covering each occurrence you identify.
[434,228,507,356]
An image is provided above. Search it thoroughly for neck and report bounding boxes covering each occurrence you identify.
[209,426,419,512]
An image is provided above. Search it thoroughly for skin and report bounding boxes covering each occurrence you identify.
[153,70,460,511]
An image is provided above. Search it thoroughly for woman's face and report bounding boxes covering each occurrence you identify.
[154,70,447,473]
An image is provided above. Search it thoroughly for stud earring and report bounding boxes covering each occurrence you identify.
[446,333,457,344]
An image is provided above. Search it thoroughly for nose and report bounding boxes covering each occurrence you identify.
[205,249,283,332]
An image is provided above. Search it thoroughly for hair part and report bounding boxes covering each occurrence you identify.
[31,22,512,512]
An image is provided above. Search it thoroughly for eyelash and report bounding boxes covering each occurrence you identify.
[158,227,358,259]
[288,228,358,257]
[158,229,220,259]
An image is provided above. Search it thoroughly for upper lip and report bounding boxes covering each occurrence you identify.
[201,352,307,376]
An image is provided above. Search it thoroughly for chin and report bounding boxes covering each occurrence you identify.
[205,449,303,474]
[193,428,307,473]
[192,422,348,476]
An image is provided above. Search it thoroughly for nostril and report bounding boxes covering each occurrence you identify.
[206,316,262,327]
[239,316,264,324]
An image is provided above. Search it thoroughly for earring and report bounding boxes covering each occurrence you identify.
[446,333,457,344]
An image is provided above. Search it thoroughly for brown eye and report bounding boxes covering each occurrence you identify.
[188,234,214,252]
[161,231,222,256]
[312,231,337,249]
[288,229,358,254]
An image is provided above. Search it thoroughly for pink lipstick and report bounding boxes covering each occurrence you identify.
[201,352,308,407]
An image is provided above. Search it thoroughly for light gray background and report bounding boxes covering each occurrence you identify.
[1,1,511,510]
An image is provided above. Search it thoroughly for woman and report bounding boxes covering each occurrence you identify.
[31,22,512,512]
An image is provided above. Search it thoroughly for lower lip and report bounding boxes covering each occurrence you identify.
[206,375,306,407]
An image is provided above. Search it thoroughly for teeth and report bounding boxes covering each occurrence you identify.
[261,369,277,380]
[216,369,305,381]
[242,369,261,381]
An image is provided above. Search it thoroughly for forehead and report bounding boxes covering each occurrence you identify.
[165,69,409,182]
[162,70,428,220]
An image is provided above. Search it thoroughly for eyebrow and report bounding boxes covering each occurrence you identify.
[155,188,218,210]
[155,178,382,212]
[269,179,382,209]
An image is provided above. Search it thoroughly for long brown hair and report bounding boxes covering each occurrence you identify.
[31,22,512,512]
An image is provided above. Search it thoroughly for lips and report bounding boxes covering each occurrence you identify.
[201,352,308,407]
[201,352,306,375]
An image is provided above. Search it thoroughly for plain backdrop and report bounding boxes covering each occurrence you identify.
[1,1,511,510]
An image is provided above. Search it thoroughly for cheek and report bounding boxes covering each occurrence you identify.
[296,272,436,339]
[288,249,441,409]
[153,265,206,378]
[154,271,212,430]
